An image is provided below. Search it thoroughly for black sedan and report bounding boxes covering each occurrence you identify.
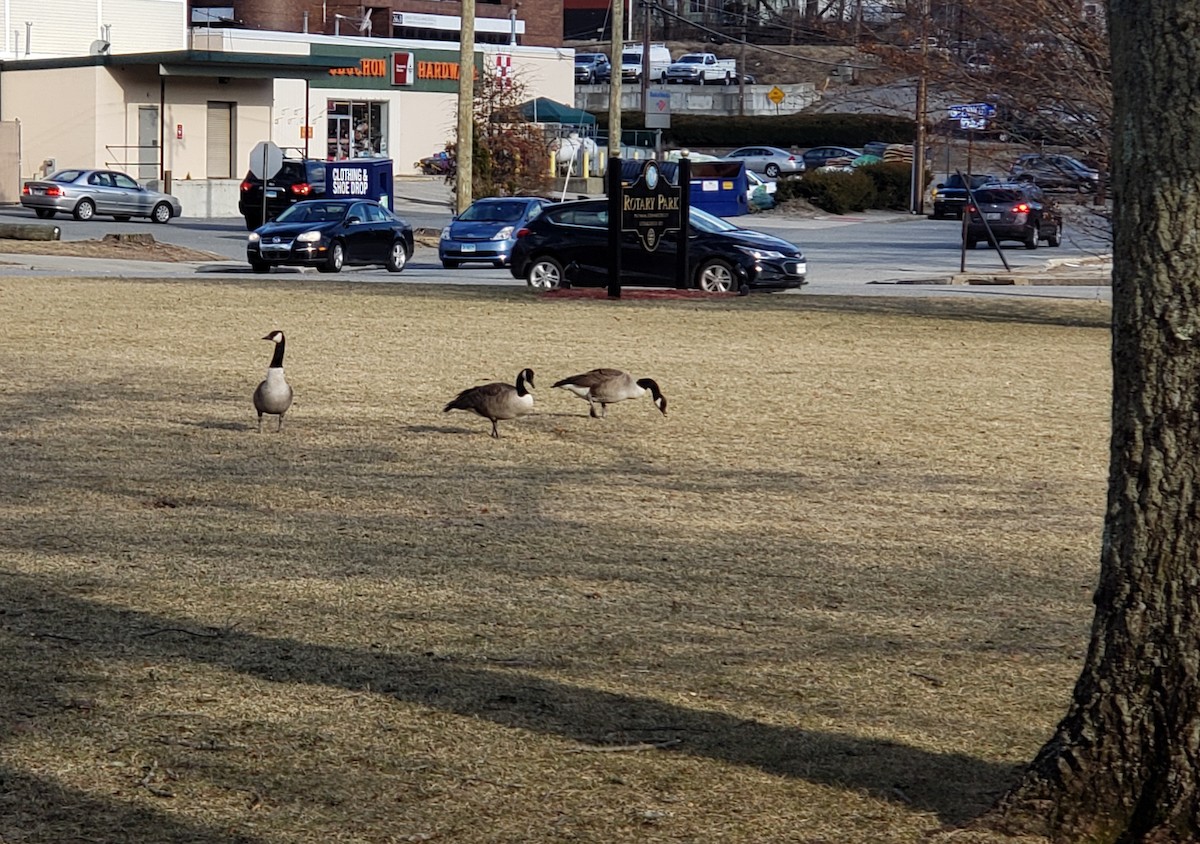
[247,199,413,274]
[509,199,807,293]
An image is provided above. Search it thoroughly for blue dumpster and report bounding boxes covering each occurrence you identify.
[688,161,749,217]
[325,158,395,209]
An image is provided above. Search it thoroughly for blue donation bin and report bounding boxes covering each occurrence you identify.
[688,161,749,217]
[325,158,395,209]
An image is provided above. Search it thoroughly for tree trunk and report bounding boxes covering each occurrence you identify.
[979,2,1200,841]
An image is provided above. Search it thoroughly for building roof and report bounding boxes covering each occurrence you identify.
[0,50,359,80]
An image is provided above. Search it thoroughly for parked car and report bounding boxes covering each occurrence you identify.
[574,52,611,84]
[722,146,802,178]
[238,158,327,230]
[1009,153,1101,193]
[439,196,553,269]
[930,173,1001,219]
[20,168,182,223]
[620,43,672,83]
[509,198,807,293]
[964,182,1063,250]
[800,145,862,171]
[665,52,737,85]
[246,198,413,274]
[746,170,777,203]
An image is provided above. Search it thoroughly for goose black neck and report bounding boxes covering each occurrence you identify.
[270,338,286,368]
[638,378,661,400]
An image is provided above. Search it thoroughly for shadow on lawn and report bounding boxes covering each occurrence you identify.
[1,575,1021,830]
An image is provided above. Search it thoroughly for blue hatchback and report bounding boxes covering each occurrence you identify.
[439,196,552,269]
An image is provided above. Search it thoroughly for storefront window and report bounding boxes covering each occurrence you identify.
[327,100,387,161]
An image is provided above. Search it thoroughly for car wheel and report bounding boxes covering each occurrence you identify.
[1025,225,1040,250]
[696,258,736,293]
[1046,223,1063,247]
[931,208,944,220]
[386,240,409,273]
[151,202,173,224]
[441,260,461,269]
[73,198,96,221]
[244,214,262,231]
[492,260,507,269]
[34,209,56,219]
[249,258,271,274]
[966,239,978,249]
[526,256,563,289]
[113,215,132,222]
[318,240,345,273]
[764,163,781,178]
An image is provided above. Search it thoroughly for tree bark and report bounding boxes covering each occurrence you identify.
[979,1,1200,841]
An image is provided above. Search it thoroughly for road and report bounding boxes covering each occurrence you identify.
[0,202,1112,300]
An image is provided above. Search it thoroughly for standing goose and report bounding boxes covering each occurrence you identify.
[553,368,667,418]
[443,368,535,438]
[253,330,294,432]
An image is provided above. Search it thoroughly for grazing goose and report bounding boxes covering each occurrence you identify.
[253,330,294,432]
[443,368,535,438]
[553,369,667,418]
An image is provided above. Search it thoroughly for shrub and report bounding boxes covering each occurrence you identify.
[856,161,917,210]
[592,112,921,150]
[780,169,876,214]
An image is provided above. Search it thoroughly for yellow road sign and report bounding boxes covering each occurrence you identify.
[767,86,785,105]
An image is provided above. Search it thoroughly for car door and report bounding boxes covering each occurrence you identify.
[549,205,609,283]
[112,172,148,216]
[344,201,388,264]
[86,171,119,215]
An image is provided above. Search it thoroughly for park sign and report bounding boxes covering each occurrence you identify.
[620,160,682,252]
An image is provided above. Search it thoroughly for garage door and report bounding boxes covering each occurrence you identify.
[206,102,235,178]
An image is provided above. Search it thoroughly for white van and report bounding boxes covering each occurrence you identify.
[621,43,672,84]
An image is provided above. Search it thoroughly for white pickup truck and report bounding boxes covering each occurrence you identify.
[665,52,737,85]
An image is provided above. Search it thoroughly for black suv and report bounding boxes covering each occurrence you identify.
[965,182,1063,250]
[930,173,1000,219]
[238,159,327,230]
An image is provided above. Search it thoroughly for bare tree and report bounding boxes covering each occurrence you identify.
[974,1,1200,839]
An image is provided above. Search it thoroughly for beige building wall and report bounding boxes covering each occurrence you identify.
[1,67,102,179]
[4,0,185,58]
[157,77,274,181]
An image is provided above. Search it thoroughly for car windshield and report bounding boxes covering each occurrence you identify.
[275,203,347,224]
[460,201,531,223]
[677,55,703,64]
[576,54,600,63]
[973,189,1026,204]
[689,207,741,234]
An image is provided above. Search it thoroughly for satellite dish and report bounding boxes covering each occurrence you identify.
[89,39,111,55]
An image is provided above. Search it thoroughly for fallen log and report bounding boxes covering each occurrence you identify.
[0,222,62,242]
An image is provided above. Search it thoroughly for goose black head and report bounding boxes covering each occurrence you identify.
[263,330,285,343]
[638,378,667,417]
[518,368,535,390]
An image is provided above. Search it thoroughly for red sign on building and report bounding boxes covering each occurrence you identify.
[392,52,415,86]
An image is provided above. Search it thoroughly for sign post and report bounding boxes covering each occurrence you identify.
[249,140,284,227]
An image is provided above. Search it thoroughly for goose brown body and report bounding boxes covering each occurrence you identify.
[552,368,667,418]
[253,330,293,432]
[444,368,535,438]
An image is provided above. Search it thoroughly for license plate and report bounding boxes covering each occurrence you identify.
[266,189,280,198]
[985,212,1002,220]
[461,243,476,252]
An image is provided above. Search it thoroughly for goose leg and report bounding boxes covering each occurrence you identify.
[257,412,264,433]
[277,413,285,433]
[600,403,608,418]
[490,419,500,438]
[588,398,600,418]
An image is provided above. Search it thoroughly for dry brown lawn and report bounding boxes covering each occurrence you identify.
[0,276,1112,843]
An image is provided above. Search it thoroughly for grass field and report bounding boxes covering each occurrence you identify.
[0,276,1112,843]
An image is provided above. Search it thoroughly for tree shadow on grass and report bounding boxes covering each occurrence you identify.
[1,575,1020,828]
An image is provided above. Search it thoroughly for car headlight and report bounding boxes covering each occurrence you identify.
[440,226,452,240]
[248,232,260,243]
[736,246,788,261]
[296,230,322,243]
[490,226,514,241]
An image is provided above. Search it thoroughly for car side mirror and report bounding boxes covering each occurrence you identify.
[936,182,945,188]
[346,216,361,225]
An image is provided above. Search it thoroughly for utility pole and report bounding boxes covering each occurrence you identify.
[456,0,476,214]
[609,0,623,166]
[911,0,929,215]
[640,0,651,108]
[738,2,747,116]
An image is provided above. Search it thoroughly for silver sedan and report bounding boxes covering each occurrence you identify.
[20,168,183,223]
[722,146,803,178]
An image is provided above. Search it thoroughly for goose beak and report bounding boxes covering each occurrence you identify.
[657,397,668,417]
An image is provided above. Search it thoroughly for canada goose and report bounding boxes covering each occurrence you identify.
[253,330,293,432]
[552,369,667,418]
[443,368,535,438]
